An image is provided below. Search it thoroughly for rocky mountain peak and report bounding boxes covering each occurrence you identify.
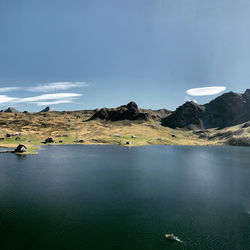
[162,89,250,129]
[1,107,19,113]
[88,101,148,121]
[40,106,54,112]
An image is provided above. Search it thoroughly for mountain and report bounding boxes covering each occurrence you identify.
[0,107,19,113]
[88,101,149,121]
[40,106,54,112]
[161,101,205,129]
[162,89,250,129]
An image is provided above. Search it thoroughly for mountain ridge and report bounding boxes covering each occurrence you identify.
[162,89,250,129]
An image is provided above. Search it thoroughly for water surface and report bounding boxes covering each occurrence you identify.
[0,145,249,250]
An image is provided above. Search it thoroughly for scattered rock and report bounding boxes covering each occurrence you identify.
[74,139,84,143]
[45,137,55,143]
[226,136,250,146]
[242,122,250,128]
[5,133,12,138]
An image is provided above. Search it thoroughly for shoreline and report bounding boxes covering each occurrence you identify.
[0,141,235,155]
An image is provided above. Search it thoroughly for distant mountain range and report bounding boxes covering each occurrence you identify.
[0,106,55,113]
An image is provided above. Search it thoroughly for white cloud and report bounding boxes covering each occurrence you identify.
[186,86,226,96]
[0,95,17,104]
[35,100,73,106]
[0,93,82,107]
[0,87,20,93]
[17,93,82,102]
[27,81,88,92]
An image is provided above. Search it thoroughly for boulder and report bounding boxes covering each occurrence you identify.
[45,137,54,143]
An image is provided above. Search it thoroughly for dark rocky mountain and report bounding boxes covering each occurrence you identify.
[40,106,54,112]
[0,107,19,113]
[162,89,250,129]
[162,101,205,129]
[88,102,149,121]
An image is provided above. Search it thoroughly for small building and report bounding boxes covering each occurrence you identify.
[126,141,132,145]
[157,137,162,141]
[131,135,136,138]
[14,144,27,153]
[114,134,121,137]
[62,134,68,137]
[45,137,55,143]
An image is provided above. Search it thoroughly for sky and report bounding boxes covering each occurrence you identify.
[0,0,250,111]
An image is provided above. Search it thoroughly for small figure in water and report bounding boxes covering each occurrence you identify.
[165,234,182,242]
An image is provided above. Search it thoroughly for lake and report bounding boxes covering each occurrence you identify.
[0,145,249,250]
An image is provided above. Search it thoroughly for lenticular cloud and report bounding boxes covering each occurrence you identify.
[186,86,226,96]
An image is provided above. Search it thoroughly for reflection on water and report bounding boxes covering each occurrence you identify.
[0,145,249,250]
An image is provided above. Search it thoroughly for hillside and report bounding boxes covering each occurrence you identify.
[0,93,250,152]
[0,107,249,152]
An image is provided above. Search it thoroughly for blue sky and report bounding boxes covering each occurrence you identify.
[0,0,250,111]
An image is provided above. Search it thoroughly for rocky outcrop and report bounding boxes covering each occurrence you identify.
[226,136,250,146]
[0,107,19,113]
[162,89,250,129]
[88,102,149,121]
[40,106,54,112]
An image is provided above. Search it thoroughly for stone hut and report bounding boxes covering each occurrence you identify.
[14,144,27,153]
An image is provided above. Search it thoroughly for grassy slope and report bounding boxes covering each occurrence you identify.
[0,111,249,152]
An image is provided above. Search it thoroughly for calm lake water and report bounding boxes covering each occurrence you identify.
[0,145,250,250]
